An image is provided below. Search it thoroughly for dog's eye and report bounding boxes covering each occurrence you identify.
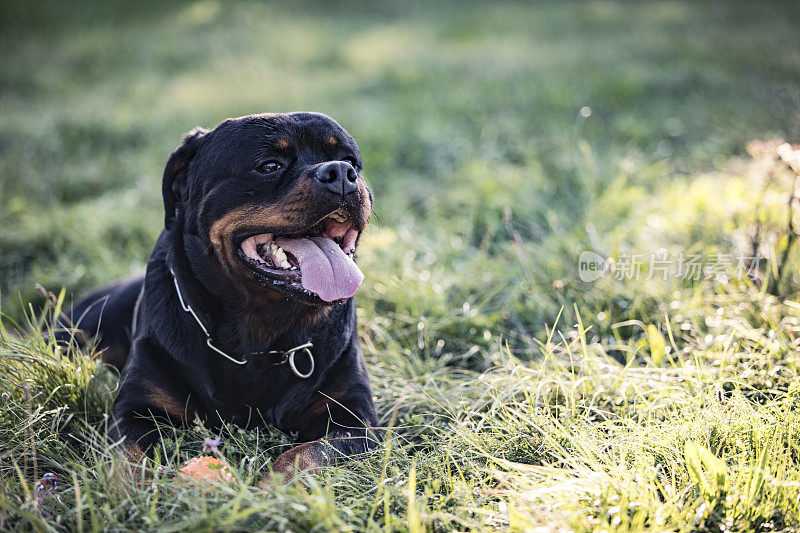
[342,157,360,169]
[256,160,282,174]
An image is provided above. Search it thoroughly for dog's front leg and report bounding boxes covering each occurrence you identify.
[258,349,381,488]
[110,337,196,467]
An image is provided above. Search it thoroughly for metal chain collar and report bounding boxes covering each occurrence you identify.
[169,268,315,378]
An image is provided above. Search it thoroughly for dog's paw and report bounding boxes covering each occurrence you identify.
[256,440,326,490]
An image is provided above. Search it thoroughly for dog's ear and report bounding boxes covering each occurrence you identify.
[162,127,209,230]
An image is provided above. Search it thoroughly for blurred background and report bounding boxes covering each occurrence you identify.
[1,0,799,361]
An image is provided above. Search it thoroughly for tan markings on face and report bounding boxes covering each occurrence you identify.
[208,178,317,266]
[143,381,192,420]
[275,139,289,149]
[210,206,286,250]
[327,135,338,146]
[356,177,373,227]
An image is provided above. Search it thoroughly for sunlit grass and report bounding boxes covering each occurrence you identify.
[2,284,800,530]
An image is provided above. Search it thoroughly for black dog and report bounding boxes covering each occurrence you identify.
[57,112,378,484]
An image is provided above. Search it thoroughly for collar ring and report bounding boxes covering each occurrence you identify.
[288,347,315,379]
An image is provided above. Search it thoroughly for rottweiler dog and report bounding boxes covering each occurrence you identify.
[56,112,379,485]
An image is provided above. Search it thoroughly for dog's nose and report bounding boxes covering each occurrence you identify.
[314,161,358,196]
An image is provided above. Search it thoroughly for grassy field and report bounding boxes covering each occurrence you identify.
[2,1,800,530]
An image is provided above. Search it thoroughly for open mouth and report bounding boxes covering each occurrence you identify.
[236,209,363,303]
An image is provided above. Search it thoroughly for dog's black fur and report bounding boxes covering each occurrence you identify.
[56,113,378,482]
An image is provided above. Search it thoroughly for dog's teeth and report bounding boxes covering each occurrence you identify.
[269,242,289,265]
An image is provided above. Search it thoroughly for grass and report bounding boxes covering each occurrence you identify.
[1,0,800,530]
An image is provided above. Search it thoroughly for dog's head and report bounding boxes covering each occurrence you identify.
[162,112,372,305]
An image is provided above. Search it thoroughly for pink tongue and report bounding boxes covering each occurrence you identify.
[273,236,364,302]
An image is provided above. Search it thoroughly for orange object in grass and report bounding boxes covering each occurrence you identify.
[178,456,233,485]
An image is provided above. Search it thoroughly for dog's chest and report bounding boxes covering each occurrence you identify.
[192,347,331,430]
[196,366,291,427]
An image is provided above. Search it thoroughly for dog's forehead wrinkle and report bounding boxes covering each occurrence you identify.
[201,113,359,162]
